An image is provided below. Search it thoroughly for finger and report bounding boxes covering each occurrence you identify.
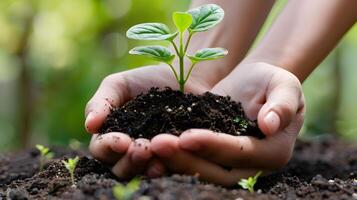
[179,129,295,169]
[145,159,167,178]
[258,76,304,136]
[151,134,264,186]
[89,132,132,165]
[112,138,152,179]
[85,74,130,133]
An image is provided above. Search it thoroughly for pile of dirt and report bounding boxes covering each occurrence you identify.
[100,88,264,139]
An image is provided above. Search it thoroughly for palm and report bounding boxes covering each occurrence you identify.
[85,65,215,179]
[149,62,305,186]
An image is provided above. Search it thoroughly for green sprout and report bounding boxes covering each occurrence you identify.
[126,4,227,92]
[62,156,79,186]
[238,171,262,193]
[35,144,54,171]
[233,117,249,130]
[113,177,141,200]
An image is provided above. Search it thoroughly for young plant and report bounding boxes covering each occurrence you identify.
[238,171,262,193]
[35,144,54,171]
[126,4,227,92]
[234,117,249,130]
[113,177,141,200]
[62,156,79,186]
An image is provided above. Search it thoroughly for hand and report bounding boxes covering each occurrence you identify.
[85,65,214,179]
[150,62,305,186]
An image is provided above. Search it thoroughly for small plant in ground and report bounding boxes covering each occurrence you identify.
[113,177,141,200]
[62,156,79,186]
[35,144,54,171]
[126,4,227,92]
[238,171,262,193]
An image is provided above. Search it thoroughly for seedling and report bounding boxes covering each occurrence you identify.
[238,171,262,193]
[113,177,141,200]
[62,156,79,186]
[126,4,227,92]
[35,144,54,171]
[234,117,249,130]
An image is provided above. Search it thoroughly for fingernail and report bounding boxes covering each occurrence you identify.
[264,111,280,135]
[85,112,94,131]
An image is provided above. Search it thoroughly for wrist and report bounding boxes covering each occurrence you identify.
[242,51,306,82]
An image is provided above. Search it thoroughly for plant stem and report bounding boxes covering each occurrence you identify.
[179,56,184,92]
[70,171,75,186]
[39,157,44,171]
[179,32,185,92]
[167,63,179,82]
[171,41,180,56]
[184,32,193,52]
[184,63,196,83]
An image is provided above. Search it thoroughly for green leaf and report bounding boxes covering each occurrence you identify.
[126,23,177,41]
[238,171,262,193]
[238,179,249,189]
[172,12,193,33]
[36,144,50,156]
[188,47,227,63]
[45,152,55,159]
[62,156,79,172]
[129,46,175,63]
[188,4,224,32]
[113,178,141,200]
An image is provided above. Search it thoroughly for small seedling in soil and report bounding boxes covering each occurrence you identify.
[126,4,227,92]
[62,156,79,186]
[234,117,249,131]
[35,144,54,171]
[238,171,262,193]
[113,177,141,200]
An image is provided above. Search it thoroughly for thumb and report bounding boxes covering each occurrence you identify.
[258,81,304,136]
[85,74,129,133]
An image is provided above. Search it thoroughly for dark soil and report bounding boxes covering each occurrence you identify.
[100,87,264,139]
[1,137,356,200]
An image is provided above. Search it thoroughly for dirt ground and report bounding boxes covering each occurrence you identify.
[1,137,356,200]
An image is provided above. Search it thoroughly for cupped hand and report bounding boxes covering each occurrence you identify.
[150,62,305,186]
[85,65,213,179]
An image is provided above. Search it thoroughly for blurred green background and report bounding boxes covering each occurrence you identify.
[0,0,356,151]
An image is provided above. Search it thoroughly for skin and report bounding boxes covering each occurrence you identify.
[85,0,357,186]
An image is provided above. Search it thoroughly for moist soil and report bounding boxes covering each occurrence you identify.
[1,137,356,200]
[100,87,264,139]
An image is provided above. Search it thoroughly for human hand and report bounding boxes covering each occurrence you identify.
[150,62,305,186]
[85,65,213,179]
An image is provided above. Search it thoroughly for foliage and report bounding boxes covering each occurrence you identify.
[126,4,227,92]
[233,117,249,130]
[113,177,141,200]
[35,144,54,171]
[238,171,262,193]
[62,156,80,186]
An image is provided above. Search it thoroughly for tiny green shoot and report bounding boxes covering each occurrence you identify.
[62,156,79,186]
[35,144,54,171]
[113,177,141,200]
[238,171,262,193]
[233,117,249,130]
[126,4,227,93]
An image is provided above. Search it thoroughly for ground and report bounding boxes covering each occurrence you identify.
[1,136,356,200]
